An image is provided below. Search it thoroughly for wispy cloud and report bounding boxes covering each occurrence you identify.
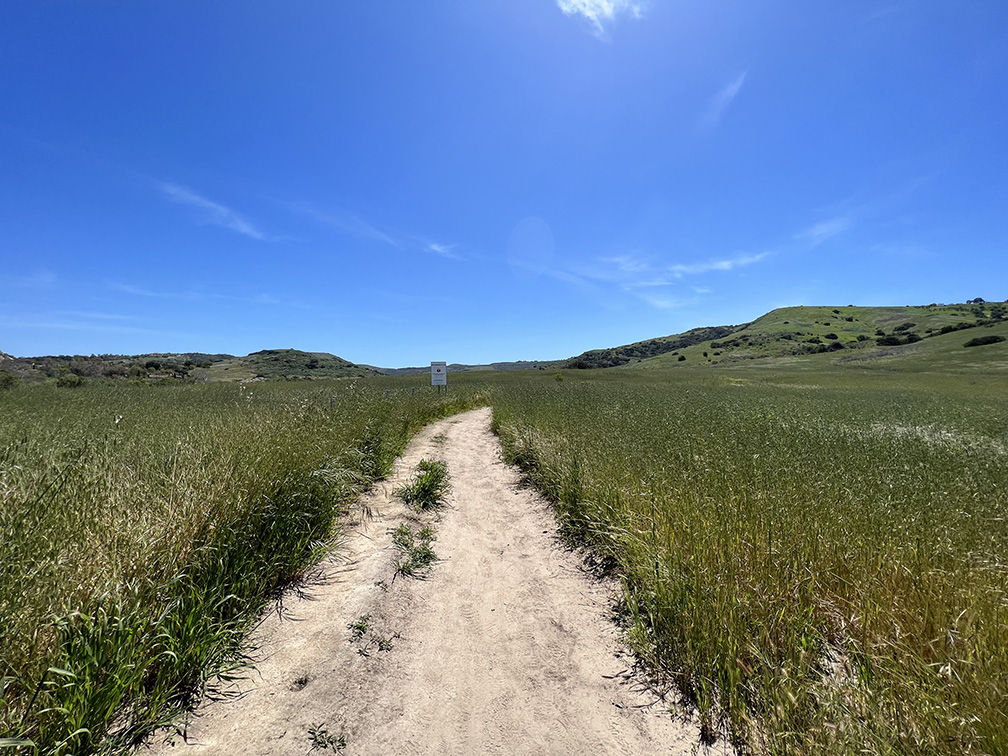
[796,217,851,246]
[702,72,747,128]
[160,183,270,240]
[109,282,288,307]
[556,0,645,38]
[669,251,768,277]
[292,204,402,248]
[110,282,200,300]
[636,292,698,310]
[557,249,768,309]
[55,310,138,322]
[0,315,183,338]
[425,242,463,260]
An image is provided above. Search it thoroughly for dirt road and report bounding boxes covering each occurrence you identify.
[154,408,698,755]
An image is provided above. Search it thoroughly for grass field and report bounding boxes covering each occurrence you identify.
[2,342,1006,755]
[0,379,482,753]
[480,365,1008,754]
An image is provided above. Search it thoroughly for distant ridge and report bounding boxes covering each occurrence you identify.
[369,360,562,376]
[4,299,1005,383]
[0,348,377,383]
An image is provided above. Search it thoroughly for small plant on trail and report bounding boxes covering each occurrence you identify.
[391,524,437,578]
[307,722,346,752]
[395,459,450,511]
[347,614,370,641]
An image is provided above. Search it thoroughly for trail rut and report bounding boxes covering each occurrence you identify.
[153,407,698,755]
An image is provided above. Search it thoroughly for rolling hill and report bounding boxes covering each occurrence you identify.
[563,300,1007,372]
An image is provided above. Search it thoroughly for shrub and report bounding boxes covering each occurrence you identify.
[964,335,1006,348]
[56,372,84,388]
[677,355,686,362]
[0,372,17,390]
[894,322,917,333]
[824,333,838,340]
[395,459,450,511]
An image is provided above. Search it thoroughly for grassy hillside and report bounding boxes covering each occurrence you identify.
[0,350,378,385]
[207,349,380,381]
[627,301,1007,370]
[565,325,742,369]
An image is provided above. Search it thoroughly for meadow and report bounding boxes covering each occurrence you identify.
[0,379,483,753]
[479,366,1008,754]
[2,358,1006,755]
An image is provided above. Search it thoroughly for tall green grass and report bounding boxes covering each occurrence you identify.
[0,379,483,753]
[481,368,1008,754]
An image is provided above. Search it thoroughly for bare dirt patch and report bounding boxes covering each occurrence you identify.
[152,407,698,755]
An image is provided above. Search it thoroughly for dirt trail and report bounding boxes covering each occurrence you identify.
[154,408,698,755]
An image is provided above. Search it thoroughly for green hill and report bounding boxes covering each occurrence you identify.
[208,349,380,381]
[568,300,1007,371]
[565,325,742,369]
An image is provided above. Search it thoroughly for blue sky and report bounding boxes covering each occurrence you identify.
[2,1,1006,366]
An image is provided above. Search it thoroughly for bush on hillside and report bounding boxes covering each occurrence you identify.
[964,335,1006,348]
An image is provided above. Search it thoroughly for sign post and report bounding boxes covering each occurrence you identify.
[431,361,447,393]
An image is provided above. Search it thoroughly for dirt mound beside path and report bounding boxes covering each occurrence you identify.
[153,407,698,755]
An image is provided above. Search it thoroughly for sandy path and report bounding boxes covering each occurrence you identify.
[153,408,698,755]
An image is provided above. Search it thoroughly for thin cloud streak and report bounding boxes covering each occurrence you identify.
[110,282,200,300]
[702,72,747,128]
[669,251,768,277]
[796,217,851,246]
[291,203,401,248]
[0,315,185,338]
[160,183,270,240]
[425,242,464,260]
[109,282,290,308]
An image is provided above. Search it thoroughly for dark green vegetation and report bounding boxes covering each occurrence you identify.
[0,349,376,386]
[0,381,482,753]
[566,326,738,369]
[208,349,379,381]
[394,459,451,512]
